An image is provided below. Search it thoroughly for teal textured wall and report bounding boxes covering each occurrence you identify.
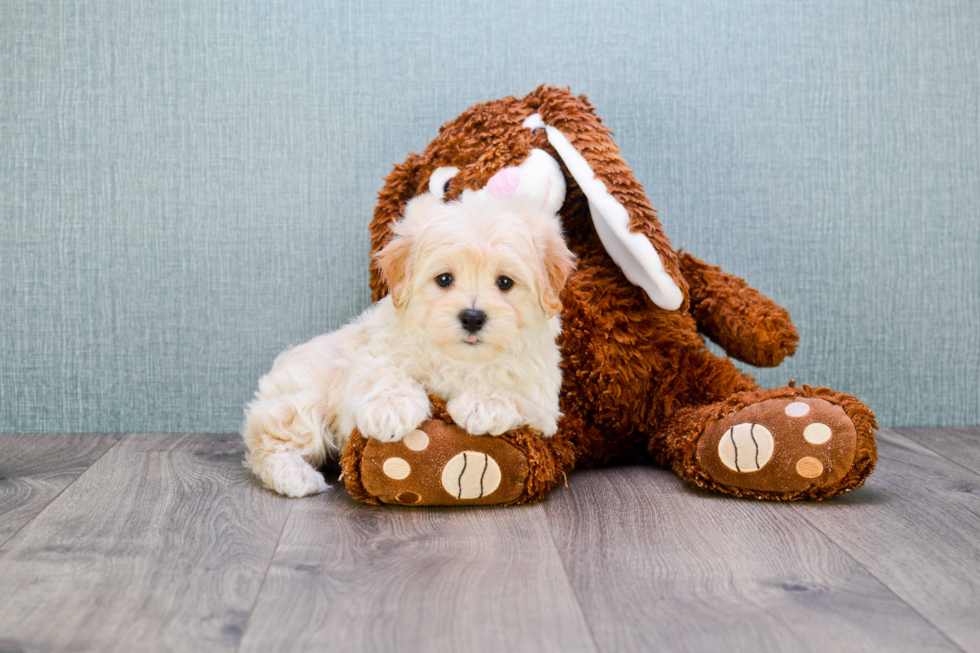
[1,0,978,432]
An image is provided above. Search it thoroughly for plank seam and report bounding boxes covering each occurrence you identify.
[0,433,128,553]
[890,427,980,481]
[539,501,603,653]
[794,501,968,651]
[234,497,295,653]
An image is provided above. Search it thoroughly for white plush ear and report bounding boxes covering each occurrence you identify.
[461,149,566,213]
[523,114,684,311]
[512,149,566,214]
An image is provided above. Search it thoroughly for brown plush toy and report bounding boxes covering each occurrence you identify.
[341,86,877,506]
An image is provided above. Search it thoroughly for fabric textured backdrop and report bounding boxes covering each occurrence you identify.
[1,0,978,433]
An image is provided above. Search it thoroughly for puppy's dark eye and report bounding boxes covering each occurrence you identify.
[443,179,452,195]
[436,273,454,288]
[496,276,514,292]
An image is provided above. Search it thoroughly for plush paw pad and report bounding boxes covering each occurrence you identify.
[795,456,824,478]
[382,457,411,479]
[441,451,502,500]
[802,422,832,444]
[358,420,529,506]
[697,397,859,493]
[717,423,774,472]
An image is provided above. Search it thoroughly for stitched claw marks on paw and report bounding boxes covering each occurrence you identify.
[717,423,774,472]
[441,451,502,499]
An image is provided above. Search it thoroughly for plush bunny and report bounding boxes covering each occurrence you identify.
[341,86,877,505]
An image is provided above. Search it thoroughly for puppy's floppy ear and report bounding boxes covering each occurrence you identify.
[373,194,441,309]
[373,232,413,309]
[370,153,425,302]
[534,219,577,318]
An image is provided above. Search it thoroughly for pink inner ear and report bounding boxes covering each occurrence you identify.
[486,168,521,198]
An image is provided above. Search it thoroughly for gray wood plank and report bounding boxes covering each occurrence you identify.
[237,490,598,653]
[893,427,980,475]
[0,433,123,546]
[543,465,958,653]
[791,428,980,652]
[0,433,291,653]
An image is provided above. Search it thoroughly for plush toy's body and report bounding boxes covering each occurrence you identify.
[342,86,877,505]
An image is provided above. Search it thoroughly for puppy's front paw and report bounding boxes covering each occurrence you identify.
[447,392,524,436]
[356,384,431,443]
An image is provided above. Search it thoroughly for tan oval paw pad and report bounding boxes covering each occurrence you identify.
[803,422,832,444]
[785,401,811,417]
[403,429,430,451]
[382,457,411,479]
[796,456,824,478]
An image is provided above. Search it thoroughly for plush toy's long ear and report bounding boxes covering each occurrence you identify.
[369,153,425,302]
[530,89,687,311]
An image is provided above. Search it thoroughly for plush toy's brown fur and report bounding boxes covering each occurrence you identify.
[345,86,877,503]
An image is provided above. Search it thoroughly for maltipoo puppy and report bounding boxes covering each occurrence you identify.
[243,151,576,497]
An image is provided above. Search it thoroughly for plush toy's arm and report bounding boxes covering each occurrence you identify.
[679,253,798,367]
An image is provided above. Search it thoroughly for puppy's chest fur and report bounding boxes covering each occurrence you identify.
[414,347,562,436]
[387,320,564,430]
[401,325,562,402]
[343,298,565,436]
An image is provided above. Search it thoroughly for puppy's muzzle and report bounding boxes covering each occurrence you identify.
[459,309,487,334]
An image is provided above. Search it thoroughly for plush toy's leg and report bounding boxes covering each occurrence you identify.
[658,385,878,500]
[340,398,577,506]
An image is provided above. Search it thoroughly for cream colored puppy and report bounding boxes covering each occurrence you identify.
[243,153,576,497]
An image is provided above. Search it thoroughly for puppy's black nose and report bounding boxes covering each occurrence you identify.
[459,308,487,333]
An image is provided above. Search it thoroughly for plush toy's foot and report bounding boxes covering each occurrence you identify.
[340,400,574,506]
[345,419,529,505]
[663,386,878,500]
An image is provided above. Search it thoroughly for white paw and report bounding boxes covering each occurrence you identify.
[356,384,431,443]
[447,392,524,436]
[266,451,329,498]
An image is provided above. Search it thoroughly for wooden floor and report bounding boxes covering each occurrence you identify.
[0,428,978,653]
